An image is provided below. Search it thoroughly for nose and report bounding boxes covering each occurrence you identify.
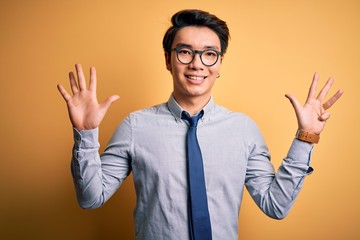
[188,52,204,69]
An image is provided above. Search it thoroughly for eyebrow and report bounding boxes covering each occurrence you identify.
[174,43,220,51]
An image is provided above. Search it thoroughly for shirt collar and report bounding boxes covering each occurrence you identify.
[167,94,215,122]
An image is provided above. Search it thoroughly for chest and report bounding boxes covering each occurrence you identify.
[130,121,249,184]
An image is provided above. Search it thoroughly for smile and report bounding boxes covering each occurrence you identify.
[185,75,207,80]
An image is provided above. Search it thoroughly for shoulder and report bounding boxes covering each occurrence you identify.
[212,103,254,125]
[211,103,263,137]
[112,102,168,135]
[122,102,173,128]
[128,102,168,119]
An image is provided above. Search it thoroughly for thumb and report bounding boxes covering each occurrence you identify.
[100,95,120,112]
[285,93,302,113]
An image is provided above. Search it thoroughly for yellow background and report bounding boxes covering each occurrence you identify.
[0,0,359,239]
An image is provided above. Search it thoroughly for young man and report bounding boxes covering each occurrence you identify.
[57,9,343,240]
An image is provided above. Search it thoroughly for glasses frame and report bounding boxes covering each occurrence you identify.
[171,47,223,67]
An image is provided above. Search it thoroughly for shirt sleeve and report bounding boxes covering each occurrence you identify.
[244,118,314,219]
[71,116,132,209]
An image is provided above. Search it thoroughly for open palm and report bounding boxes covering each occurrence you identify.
[285,72,343,135]
[57,64,119,130]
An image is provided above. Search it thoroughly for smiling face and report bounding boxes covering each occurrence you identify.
[165,26,222,107]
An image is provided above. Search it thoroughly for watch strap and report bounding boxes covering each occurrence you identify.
[296,129,320,144]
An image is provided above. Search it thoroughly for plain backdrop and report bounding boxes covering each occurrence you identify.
[0,0,359,239]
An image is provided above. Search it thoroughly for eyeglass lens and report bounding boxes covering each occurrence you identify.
[176,47,219,66]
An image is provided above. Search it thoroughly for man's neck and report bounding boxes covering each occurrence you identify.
[172,93,211,116]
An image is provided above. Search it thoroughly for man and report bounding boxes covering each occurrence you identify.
[57,9,343,240]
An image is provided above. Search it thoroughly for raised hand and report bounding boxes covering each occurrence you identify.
[285,72,343,135]
[57,64,120,130]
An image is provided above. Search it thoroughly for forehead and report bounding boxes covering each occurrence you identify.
[172,26,221,50]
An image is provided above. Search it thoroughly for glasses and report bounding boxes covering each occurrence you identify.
[171,47,222,67]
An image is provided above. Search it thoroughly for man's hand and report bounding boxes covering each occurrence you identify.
[57,64,119,130]
[285,72,343,135]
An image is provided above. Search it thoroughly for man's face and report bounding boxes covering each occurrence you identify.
[165,26,222,104]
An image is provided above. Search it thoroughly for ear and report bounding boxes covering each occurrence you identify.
[164,52,172,72]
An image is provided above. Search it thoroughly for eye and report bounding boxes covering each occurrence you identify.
[204,50,217,57]
[178,48,193,55]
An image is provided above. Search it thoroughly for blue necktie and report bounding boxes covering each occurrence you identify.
[182,111,212,240]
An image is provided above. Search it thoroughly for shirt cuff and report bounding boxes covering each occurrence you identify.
[73,128,100,149]
[287,139,314,175]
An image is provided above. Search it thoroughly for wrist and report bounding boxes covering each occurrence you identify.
[295,129,320,144]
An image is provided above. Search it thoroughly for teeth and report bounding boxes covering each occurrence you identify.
[187,75,205,80]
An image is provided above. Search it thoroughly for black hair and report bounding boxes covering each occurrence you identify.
[162,9,230,55]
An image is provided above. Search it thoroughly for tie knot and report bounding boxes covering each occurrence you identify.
[181,110,204,128]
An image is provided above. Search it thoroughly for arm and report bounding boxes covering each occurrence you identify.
[246,73,343,219]
[57,64,125,208]
[70,120,132,209]
[245,119,313,219]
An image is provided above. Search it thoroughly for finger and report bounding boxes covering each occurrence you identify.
[319,112,330,121]
[69,72,79,94]
[323,89,344,110]
[306,72,319,103]
[317,77,334,102]
[75,63,87,91]
[57,84,72,102]
[100,95,120,112]
[285,93,302,113]
[89,66,97,92]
